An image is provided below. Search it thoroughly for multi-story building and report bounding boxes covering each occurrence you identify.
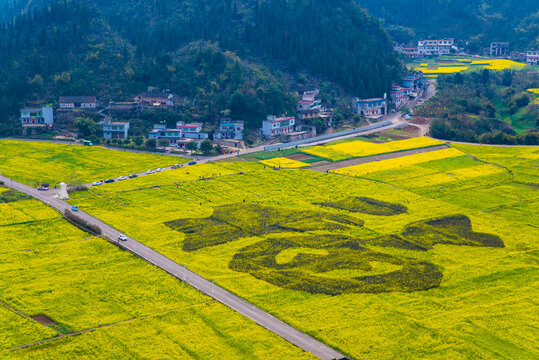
[262,116,295,137]
[148,124,184,144]
[401,73,426,91]
[215,119,244,140]
[403,47,419,58]
[526,50,539,66]
[176,122,208,139]
[103,120,129,139]
[59,96,97,109]
[390,86,412,108]
[20,106,54,127]
[417,39,454,56]
[352,98,387,116]
[490,42,510,57]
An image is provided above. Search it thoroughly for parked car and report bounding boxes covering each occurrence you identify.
[104,179,115,183]
[71,205,79,212]
[118,234,128,242]
[146,170,155,174]
[117,176,128,181]
[171,164,180,169]
[37,186,49,191]
[129,174,138,178]
[188,161,197,165]
[155,168,164,172]
[92,181,103,186]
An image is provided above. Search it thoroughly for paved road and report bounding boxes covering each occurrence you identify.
[0,175,348,360]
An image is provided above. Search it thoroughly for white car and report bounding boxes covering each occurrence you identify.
[92,181,103,186]
[155,168,163,172]
[117,176,128,181]
[146,170,155,174]
[118,234,128,242]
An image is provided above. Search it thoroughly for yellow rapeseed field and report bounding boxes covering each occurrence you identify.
[259,157,310,168]
[333,148,465,176]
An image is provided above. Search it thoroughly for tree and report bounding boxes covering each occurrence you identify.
[186,141,198,154]
[200,139,214,154]
[74,116,99,138]
[145,138,157,148]
[134,136,144,146]
[158,138,170,148]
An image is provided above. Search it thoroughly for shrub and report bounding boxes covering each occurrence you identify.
[63,210,102,235]
[67,185,88,193]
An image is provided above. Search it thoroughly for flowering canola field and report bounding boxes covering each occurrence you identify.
[63,143,539,360]
[0,190,313,359]
[259,157,310,168]
[303,136,443,161]
[0,140,187,186]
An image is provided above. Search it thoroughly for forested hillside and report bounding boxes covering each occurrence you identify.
[360,0,539,50]
[416,71,539,145]
[0,0,401,133]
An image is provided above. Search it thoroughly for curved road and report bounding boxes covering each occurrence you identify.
[0,174,348,360]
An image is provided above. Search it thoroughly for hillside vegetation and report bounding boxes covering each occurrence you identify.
[360,0,539,49]
[0,0,400,133]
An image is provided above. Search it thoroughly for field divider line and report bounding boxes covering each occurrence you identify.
[0,300,35,323]
[0,301,214,353]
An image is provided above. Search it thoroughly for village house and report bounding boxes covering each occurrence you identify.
[417,39,454,56]
[296,92,322,121]
[490,42,510,57]
[134,92,184,109]
[59,96,97,110]
[20,106,54,128]
[401,73,427,92]
[403,47,419,58]
[214,119,244,140]
[102,120,130,140]
[351,98,387,117]
[176,122,208,139]
[526,50,539,66]
[390,86,412,108]
[148,124,184,145]
[262,115,295,137]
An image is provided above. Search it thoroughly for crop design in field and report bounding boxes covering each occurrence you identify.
[314,197,408,216]
[230,215,504,295]
[166,203,364,251]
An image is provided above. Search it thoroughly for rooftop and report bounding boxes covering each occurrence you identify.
[59,96,96,103]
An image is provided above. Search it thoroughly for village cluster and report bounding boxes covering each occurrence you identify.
[18,71,428,151]
[394,38,538,65]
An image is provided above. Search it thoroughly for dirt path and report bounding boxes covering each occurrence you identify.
[308,144,449,173]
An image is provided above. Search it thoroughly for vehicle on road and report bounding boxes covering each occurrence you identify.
[146,170,155,174]
[188,161,197,165]
[117,176,128,181]
[82,140,93,146]
[71,205,79,212]
[92,181,104,186]
[129,174,138,178]
[171,164,180,169]
[155,168,163,172]
[37,186,49,191]
[104,179,115,183]
[118,234,128,242]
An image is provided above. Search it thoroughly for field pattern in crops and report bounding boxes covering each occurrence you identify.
[66,143,539,359]
[259,157,309,168]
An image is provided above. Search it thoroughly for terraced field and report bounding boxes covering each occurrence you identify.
[0,187,314,359]
[64,144,539,359]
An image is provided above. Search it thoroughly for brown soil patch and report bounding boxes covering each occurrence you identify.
[381,125,420,140]
[32,314,56,326]
[409,116,432,125]
[285,153,314,161]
